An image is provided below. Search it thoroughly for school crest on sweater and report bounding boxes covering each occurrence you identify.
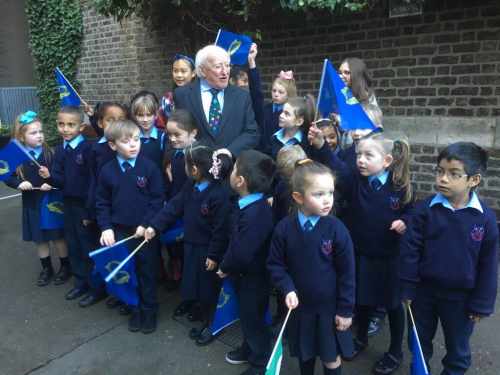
[75,153,84,165]
[200,203,210,216]
[136,176,148,188]
[389,196,400,210]
[470,225,485,242]
[321,239,333,256]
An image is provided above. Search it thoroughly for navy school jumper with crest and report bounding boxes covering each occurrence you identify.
[87,141,115,220]
[139,129,167,172]
[148,180,232,263]
[95,156,164,230]
[400,195,499,316]
[267,215,355,316]
[164,149,188,199]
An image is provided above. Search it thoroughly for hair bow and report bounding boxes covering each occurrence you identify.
[278,70,294,80]
[19,111,38,125]
[174,54,195,69]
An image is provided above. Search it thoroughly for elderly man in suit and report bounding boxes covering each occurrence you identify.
[174,45,259,158]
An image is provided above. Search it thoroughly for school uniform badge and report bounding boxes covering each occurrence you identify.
[75,153,84,165]
[470,225,485,242]
[321,239,333,256]
[389,196,400,210]
[200,203,210,216]
[136,176,148,188]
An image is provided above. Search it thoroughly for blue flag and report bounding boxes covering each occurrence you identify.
[40,190,64,230]
[210,279,240,335]
[410,315,430,375]
[54,67,81,107]
[90,242,139,306]
[0,140,31,181]
[159,219,184,245]
[317,59,376,131]
[215,29,252,65]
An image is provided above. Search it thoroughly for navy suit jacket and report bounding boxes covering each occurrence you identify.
[173,80,259,157]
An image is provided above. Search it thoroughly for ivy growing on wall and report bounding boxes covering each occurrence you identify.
[26,0,83,143]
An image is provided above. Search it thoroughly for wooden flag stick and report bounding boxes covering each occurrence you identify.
[105,238,148,283]
[89,235,136,258]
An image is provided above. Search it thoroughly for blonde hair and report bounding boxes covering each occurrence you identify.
[131,93,158,119]
[277,145,307,182]
[291,159,335,195]
[362,103,383,128]
[359,133,412,205]
[105,120,140,142]
[273,77,297,98]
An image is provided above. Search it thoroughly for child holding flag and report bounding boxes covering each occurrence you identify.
[40,106,103,306]
[400,142,498,375]
[5,111,69,286]
[96,120,164,334]
[267,160,355,375]
[143,145,233,346]
[217,150,276,375]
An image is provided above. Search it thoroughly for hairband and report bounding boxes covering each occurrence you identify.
[278,70,294,80]
[19,111,38,125]
[174,54,195,69]
[296,158,313,166]
[209,150,227,180]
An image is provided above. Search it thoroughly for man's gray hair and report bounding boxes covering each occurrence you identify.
[195,45,230,78]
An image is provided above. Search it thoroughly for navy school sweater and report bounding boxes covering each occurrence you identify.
[4,148,52,209]
[149,180,233,262]
[87,141,116,219]
[312,145,413,258]
[49,139,93,202]
[164,149,188,199]
[400,195,499,316]
[95,156,164,230]
[267,214,355,316]
[220,198,275,275]
[139,130,167,172]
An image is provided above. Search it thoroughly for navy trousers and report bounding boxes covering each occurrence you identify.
[412,287,475,375]
[234,273,271,368]
[115,226,159,311]
[64,198,99,290]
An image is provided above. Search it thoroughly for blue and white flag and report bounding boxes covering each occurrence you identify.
[90,241,139,306]
[317,59,376,131]
[215,29,253,65]
[210,279,240,335]
[408,305,430,375]
[160,219,184,245]
[54,67,81,107]
[40,190,64,230]
[0,140,31,181]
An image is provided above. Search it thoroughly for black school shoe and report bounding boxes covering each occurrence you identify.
[173,301,192,317]
[372,352,402,375]
[65,286,88,300]
[141,309,157,334]
[106,296,121,309]
[195,327,215,346]
[53,264,71,285]
[128,310,142,332]
[78,293,106,308]
[187,304,203,322]
[344,338,368,361]
[37,267,54,287]
[118,304,132,316]
[189,326,203,340]
[225,346,249,365]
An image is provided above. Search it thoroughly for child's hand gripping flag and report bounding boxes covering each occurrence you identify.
[215,29,253,65]
[317,59,376,131]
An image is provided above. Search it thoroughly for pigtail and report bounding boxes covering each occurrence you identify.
[390,138,412,205]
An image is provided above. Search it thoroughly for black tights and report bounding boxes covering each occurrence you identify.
[299,358,341,375]
[356,304,405,357]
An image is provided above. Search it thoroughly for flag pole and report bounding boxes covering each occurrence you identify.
[315,59,329,123]
[266,307,292,370]
[407,302,430,375]
[215,29,222,44]
[89,235,136,258]
[55,67,84,103]
[105,239,148,282]
[12,139,42,168]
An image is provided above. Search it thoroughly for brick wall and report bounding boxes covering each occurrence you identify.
[76,0,500,219]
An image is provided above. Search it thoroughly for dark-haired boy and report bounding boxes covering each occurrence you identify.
[40,106,103,305]
[400,142,498,375]
[217,150,276,375]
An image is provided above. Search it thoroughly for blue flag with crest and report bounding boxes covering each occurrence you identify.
[40,190,64,230]
[90,242,139,306]
[210,279,240,335]
[408,305,430,375]
[317,59,376,131]
[54,67,81,107]
[0,140,31,181]
[215,29,253,65]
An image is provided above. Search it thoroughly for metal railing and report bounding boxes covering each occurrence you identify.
[0,87,40,126]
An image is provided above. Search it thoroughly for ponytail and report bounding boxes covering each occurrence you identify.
[287,94,316,136]
[390,138,412,205]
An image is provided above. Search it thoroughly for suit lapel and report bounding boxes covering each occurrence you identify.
[189,81,212,137]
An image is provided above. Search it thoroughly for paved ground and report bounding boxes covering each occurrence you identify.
[1,184,499,375]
